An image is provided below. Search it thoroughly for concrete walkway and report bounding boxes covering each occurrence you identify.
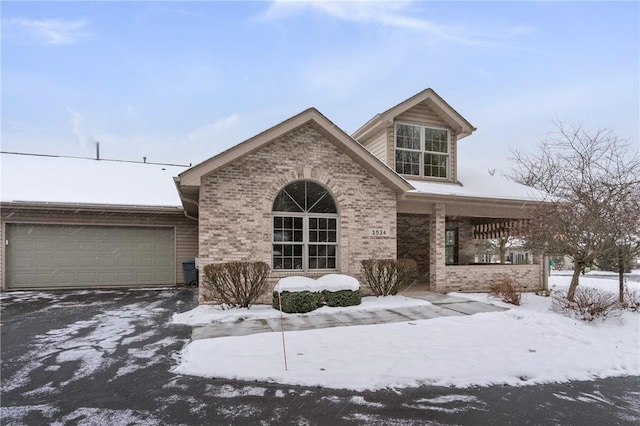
[191,293,506,340]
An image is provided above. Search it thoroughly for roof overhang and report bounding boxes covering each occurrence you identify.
[174,108,415,217]
[398,191,547,219]
[0,201,186,215]
[352,88,477,142]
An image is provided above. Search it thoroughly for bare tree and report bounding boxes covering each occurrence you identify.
[511,121,640,301]
[475,237,511,263]
[494,237,510,263]
[599,178,640,302]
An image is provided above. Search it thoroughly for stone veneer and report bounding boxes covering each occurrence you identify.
[198,124,398,304]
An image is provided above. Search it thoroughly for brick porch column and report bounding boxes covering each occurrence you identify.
[429,203,446,292]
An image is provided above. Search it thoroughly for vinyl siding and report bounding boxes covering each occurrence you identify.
[395,102,449,128]
[0,205,198,289]
[360,129,388,163]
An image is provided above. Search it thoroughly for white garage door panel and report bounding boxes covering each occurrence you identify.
[6,224,175,288]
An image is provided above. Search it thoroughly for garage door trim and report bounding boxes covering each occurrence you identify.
[4,221,177,289]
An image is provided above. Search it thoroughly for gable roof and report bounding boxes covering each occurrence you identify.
[175,108,414,216]
[352,88,476,142]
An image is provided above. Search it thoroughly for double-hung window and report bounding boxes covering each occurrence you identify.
[272,181,338,271]
[395,123,450,178]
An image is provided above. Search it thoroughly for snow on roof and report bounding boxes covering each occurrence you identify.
[408,168,551,202]
[1,154,186,207]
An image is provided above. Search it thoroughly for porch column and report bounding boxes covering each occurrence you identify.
[429,203,446,292]
[533,252,549,291]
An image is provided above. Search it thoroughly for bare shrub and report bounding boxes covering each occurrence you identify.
[621,286,640,312]
[489,277,522,305]
[551,287,622,322]
[201,261,270,308]
[361,258,417,296]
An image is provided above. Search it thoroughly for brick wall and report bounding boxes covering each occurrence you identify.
[445,217,475,265]
[397,213,430,276]
[442,264,542,293]
[198,124,398,304]
[429,204,446,291]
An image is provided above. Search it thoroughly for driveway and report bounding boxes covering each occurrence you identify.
[1,289,638,425]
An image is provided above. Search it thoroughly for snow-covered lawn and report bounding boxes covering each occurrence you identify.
[172,273,640,390]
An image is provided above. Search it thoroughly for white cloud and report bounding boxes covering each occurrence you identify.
[263,0,411,21]
[261,0,488,46]
[2,17,90,45]
[179,114,249,161]
[184,114,241,144]
[66,107,90,148]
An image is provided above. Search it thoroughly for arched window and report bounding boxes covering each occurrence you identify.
[272,181,338,271]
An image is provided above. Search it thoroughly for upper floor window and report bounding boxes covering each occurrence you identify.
[272,181,338,271]
[395,123,449,178]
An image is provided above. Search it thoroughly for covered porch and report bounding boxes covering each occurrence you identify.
[397,197,548,294]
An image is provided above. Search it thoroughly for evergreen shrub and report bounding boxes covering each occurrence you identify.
[273,290,325,313]
[323,289,362,307]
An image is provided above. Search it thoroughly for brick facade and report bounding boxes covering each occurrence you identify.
[445,217,475,265]
[397,211,542,292]
[442,264,543,293]
[198,124,398,303]
[429,204,446,292]
[397,213,430,277]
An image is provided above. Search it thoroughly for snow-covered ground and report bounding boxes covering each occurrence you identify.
[172,294,431,326]
[173,272,640,390]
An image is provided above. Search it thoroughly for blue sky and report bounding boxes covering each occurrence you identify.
[2,1,639,172]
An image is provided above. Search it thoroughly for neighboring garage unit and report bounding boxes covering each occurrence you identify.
[5,223,176,289]
[0,157,199,290]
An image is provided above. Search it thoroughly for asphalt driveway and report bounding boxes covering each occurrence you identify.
[1,289,638,425]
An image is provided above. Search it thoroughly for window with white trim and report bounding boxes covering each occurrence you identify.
[272,181,338,271]
[395,123,450,178]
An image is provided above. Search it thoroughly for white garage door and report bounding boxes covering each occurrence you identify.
[6,224,175,289]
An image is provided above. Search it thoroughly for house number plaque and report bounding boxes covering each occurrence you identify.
[369,229,390,237]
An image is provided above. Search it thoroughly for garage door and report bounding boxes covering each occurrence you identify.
[6,224,175,289]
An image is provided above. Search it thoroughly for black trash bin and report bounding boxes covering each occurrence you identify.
[182,260,198,286]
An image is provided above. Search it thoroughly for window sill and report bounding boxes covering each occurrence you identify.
[400,175,455,183]
[271,270,339,277]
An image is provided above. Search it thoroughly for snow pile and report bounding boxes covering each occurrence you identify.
[276,274,360,293]
[173,273,640,390]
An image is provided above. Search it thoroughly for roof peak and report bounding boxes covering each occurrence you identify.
[352,88,476,141]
